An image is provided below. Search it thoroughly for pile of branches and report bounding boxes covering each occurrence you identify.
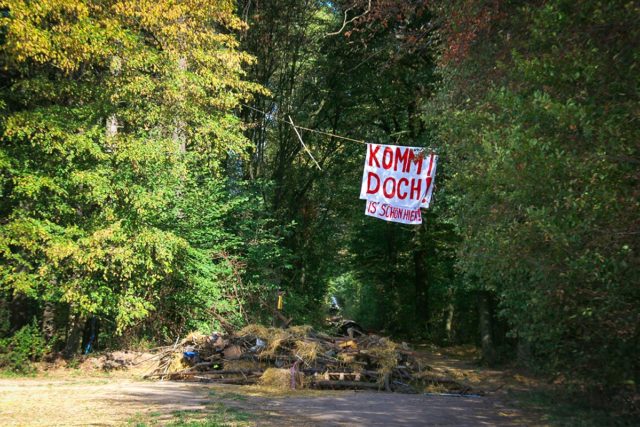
[144,325,471,394]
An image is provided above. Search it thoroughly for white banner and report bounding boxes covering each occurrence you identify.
[360,143,437,210]
[365,200,422,225]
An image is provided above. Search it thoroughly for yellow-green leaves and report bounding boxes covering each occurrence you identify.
[1,1,267,335]
[0,0,124,73]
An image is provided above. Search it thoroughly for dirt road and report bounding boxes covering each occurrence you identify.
[0,377,535,426]
[0,378,210,426]
[237,390,530,426]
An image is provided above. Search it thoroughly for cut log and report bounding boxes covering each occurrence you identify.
[191,376,258,385]
[314,380,381,390]
[176,369,263,376]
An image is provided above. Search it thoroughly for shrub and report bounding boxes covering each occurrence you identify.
[0,319,46,373]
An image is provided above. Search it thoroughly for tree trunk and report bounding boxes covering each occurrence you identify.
[445,290,455,343]
[42,301,56,343]
[64,311,85,357]
[0,294,9,336]
[106,56,121,142]
[477,291,497,365]
[517,338,532,366]
[413,223,429,331]
[9,293,32,332]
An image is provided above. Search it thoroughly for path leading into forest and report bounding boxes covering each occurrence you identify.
[0,381,537,426]
[0,347,543,426]
[227,390,530,426]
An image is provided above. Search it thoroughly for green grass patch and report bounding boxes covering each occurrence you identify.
[209,390,248,402]
[128,401,253,426]
[0,368,36,378]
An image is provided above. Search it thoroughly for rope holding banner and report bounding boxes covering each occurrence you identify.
[288,115,323,170]
[241,103,367,145]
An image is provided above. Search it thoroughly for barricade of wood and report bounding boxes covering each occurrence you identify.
[143,325,471,394]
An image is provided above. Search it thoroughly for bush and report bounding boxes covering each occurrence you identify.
[0,319,46,373]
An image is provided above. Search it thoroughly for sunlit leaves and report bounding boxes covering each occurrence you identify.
[0,0,267,336]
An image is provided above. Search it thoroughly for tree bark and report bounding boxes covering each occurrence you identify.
[64,311,85,357]
[445,289,455,343]
[413,221,432,332]
[517,338,532,366]
[0,294,9,335]
[42,301,56,343]
[477,291,497,365]
[413,246,428,329]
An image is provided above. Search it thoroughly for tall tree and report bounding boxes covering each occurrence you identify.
[237,0,463,338]
[0,0,267,348]
[434,0,640,385]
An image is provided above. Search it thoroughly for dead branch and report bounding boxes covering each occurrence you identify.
[326,0,372,37]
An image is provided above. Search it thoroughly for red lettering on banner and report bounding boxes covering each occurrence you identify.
[367,172,380,194]
[361,144,436,217]
[382,147,393,170]
[383,177,396,198]
[367,202,421,224]
[411,150,424,174]
[368,177,427,201]
[410,179,422,200]
[397,178,409,199]
[368,145,381,167]
[394,147,409,172]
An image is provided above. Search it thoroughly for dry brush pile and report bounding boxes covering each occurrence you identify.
[143,325,473,394]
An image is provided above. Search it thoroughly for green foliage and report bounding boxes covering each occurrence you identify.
[434,0,640,389]
[237,1,461,336]
[1,2,637,413]
[0,318,45,373]
[0,0,272,344]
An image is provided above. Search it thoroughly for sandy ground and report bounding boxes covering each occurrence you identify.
[239,390,533,426]
[0,377,539,426]
[0,346,547,426]
[0,377,211,426]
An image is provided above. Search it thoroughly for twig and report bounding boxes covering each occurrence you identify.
[161,336,180,380]
[242,103,366,144]
[288,115,322,170]
[326,0,372,36]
